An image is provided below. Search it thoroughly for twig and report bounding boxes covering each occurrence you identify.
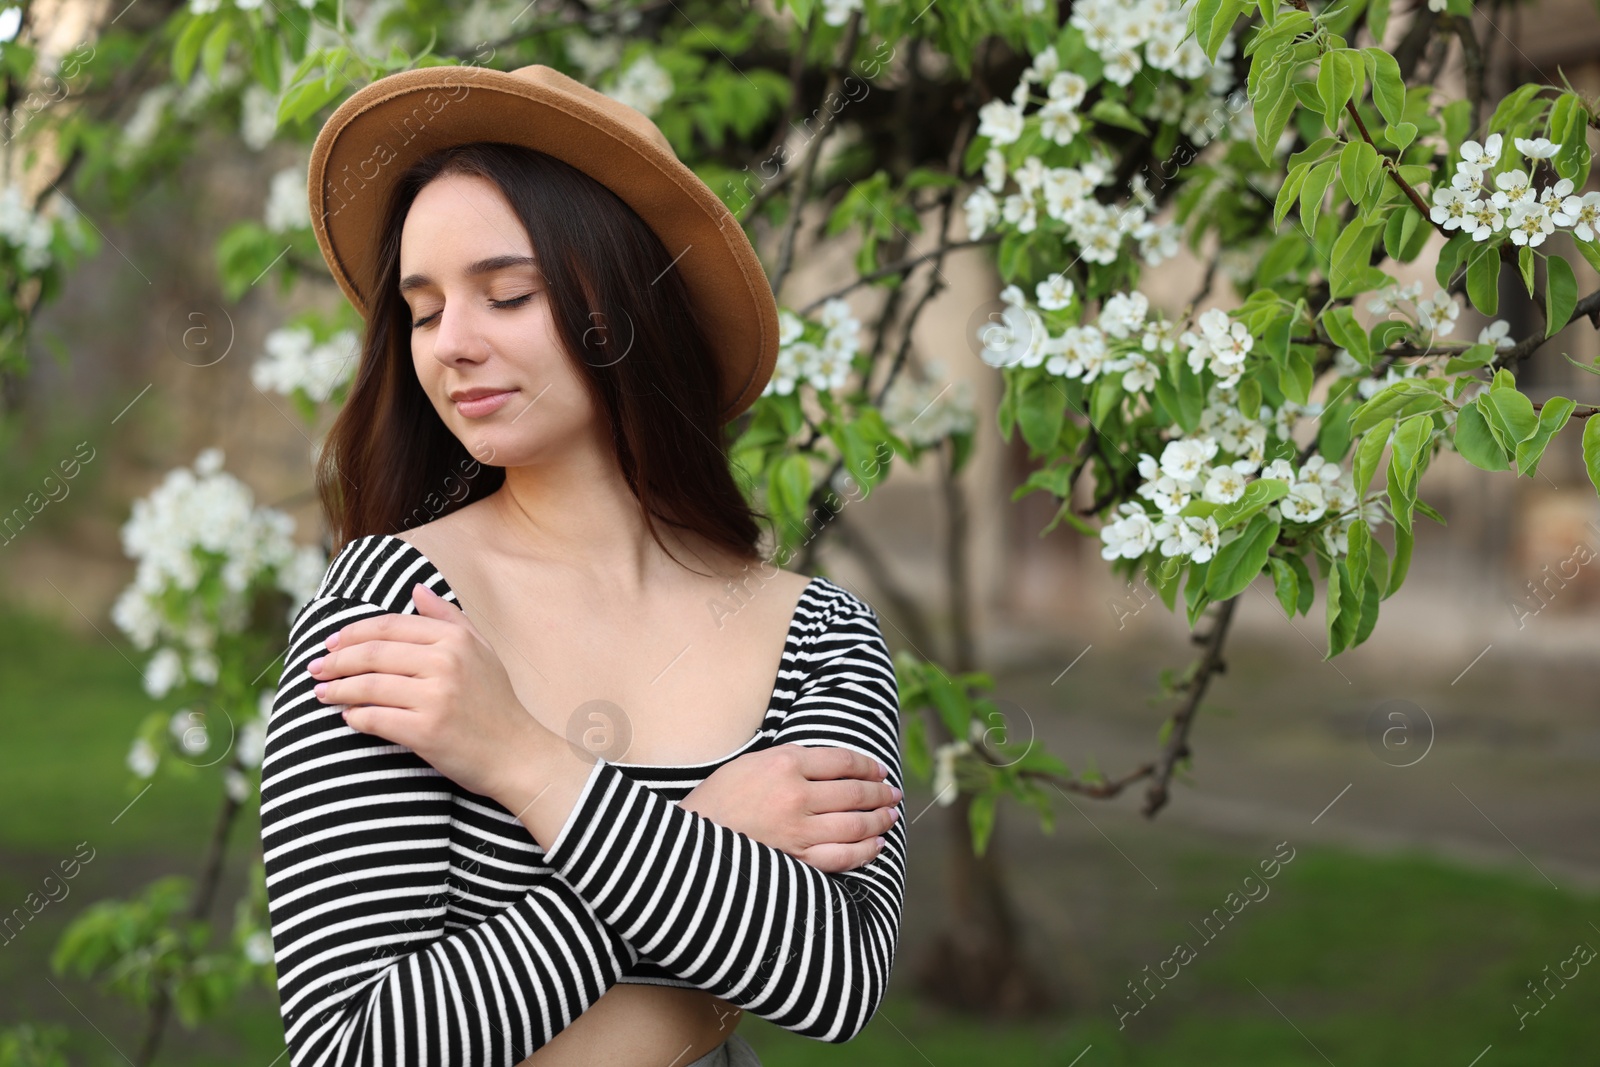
[1494,286,1600,370]
[1143,596,1239,817]
[796,235,1001,316]
[770,11,864,297]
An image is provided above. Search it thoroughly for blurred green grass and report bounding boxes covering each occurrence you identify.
[2,598,1596,1065]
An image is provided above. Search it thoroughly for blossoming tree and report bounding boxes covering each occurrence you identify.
[4,0,1598,1043]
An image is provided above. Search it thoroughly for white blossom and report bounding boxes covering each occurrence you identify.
[127,737,159,779]
[1460,133,1502,171]
[1281,481,1327,523]
[1416,289,1460,335]
[1101,502,1159,559]
[1430,186,1473,230]
[1506,200,1554,248]
[1513,136,1559,160]
[244,930,274,965]
[263,166,310,233]
[963,186,1000,239]
[253,326,359,403]
[1036,272,1076,311]
[1491,169,1534,209]
[601,53,674,116]
[1160,437,1219,482]
[932,740,971,804]
[1554,191,1600,242]
[977,99,1025,145]
[1202,465,1247,504]
[1118,350,1160,393]
[1478,320,1513,351]
[882,366,977,447]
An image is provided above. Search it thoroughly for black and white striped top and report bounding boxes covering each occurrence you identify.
[259,533,907,1067]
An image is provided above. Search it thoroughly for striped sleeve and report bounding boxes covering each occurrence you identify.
[259,593,638,1067]
[541,593,907,1042]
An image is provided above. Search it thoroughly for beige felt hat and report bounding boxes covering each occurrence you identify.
[306,63,778,423]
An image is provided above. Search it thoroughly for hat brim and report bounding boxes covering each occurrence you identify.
[307,64,777,423]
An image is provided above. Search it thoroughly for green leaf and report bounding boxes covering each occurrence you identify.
[1299,159,1338,236]
[1213,477,1291,528]
[1368,0,1390,40]
[1329,219,1380,298]
[1278,348,1316,404]
[173,14,211,85]
[1517,397,1576,477]
[1352,569,1382,648]
[1583,417,1600,497]
[1518,244,1536,296]
[1466,240,1501,316]
[1391,413,1433,493]
[1290,553,1315,615]
[1208,514,1281,600]
[969,791,998,856]
[1452,399,1510,471]
[1353,416,1394,496]
[1386,521,1413,598]
[1268,557,1300,619]
[1327,559,1364,657]
[1385,121,1417,151]
[1435,231,1472,289]
[1578,238,1600,276]
[1345,514,1372,592]
[1185,557,1213,627]
[1276,162,1312,227]
[1206,0,1249,63]
[1365,47,1406,126]
[1350,382,1441,436]
[768,453,813,537]
[1017,376,1066,453]
[1545,253,1577,338]
[1323,305,1370,363]
[1317,49,1358,130]
[1089,98,1150,135]
[1483,383,1539,448]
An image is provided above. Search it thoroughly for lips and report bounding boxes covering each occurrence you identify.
[449,387,516,402]
[452,388,518,418]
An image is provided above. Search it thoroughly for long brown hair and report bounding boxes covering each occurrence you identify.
[314,142,766,577]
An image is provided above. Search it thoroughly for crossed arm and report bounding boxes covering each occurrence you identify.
[259,593,907,1067]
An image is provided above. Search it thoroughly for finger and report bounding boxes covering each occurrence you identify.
[798,837,886,874]
[802,808,898,847]
[315,673,424,711]
[412,582,463,621]
[327,611,448,652]
[804,778,898,814]
[794,744,888,782]
[341,703,413,744]
[311,640,437,681]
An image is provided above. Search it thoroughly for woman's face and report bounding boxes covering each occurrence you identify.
[398,171,594,467]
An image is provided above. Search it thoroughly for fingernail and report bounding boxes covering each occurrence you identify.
[875,836,885,849]
[308,656,325,673]
[314,683,328,700]
[890,808,900,822]
[876,759,888,778]
[325,633,341,650]
[891,786,902,802]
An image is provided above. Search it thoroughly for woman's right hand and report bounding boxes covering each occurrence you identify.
[677,743,901,873]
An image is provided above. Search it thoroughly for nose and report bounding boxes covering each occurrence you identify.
[428,299,492,368]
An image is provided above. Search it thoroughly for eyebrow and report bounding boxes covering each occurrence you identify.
[398,254,540,295]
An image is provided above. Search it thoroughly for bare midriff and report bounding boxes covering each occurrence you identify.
[517,986,741,1066]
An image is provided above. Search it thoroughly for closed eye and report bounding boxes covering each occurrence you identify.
[411,292,537,330]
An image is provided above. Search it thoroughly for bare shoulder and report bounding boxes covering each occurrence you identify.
[393,499,491,557]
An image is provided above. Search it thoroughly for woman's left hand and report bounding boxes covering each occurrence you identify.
[308,583,545,803]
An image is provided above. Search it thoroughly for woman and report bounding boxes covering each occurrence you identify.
[258,64,907,1067]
